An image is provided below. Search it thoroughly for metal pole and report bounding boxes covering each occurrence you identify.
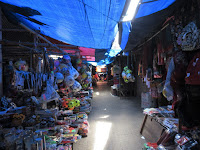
[19,23,68,54]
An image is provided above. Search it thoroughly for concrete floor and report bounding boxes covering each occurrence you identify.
[74,82,145,150]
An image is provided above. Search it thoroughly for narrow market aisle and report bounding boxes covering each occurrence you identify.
[74,82,145,150]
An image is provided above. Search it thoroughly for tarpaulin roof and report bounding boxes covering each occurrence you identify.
[136,0,176,18]
[0,0,179,63]
[0,0,126,49]
[124,0,179,52]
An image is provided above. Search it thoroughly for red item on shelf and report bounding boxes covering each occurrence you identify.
[147,142,158,148]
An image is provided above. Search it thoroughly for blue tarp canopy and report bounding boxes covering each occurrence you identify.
[0,0,126,49]
[0,0,178,63]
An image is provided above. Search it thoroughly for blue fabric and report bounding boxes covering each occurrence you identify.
[0,0,126,49]
[136,0,176,18]
[120,21,131,50]
[108,49,122,57]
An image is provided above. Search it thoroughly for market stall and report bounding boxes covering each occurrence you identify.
[134,0,200,149]
[0,49,94,149]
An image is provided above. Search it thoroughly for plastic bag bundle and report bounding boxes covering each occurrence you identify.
[61,67,70,76]
[64,76,75,86]
[71,67,79,79]
[54,60,60,67]
[78,123,89,137]
[59,63,68,70]
[122,66,135,83]
[63,55,71,62]
[122,71,126,78]
[55,72,64,83]
[74,72,79,79]
[71,81,82,93]
[40,82,60,101]
[162,82,173,101]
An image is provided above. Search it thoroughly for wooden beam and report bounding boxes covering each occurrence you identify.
[0,29,27,32]
[19,44,42,53]
[20,23,68,54]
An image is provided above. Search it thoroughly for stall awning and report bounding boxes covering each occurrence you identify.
[79,47,95,61]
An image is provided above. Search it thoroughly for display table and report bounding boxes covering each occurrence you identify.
[140,114,167,143]
[141,107,200,149]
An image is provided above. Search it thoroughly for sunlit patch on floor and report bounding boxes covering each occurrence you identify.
[93,121,112,150]
[99,115,109,119]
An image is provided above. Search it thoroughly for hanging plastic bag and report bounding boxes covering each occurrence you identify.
[14,71,25,89]
[40,82,60,101]
[61,67,69,76]
[162,57,174,101]
[162,82,173,101]
[55,72,64,83]
[71,67,79,79]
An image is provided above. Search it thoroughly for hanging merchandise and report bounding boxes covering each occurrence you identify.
[14,60,29,71]
[162,82,173,101]
[179,21,200,51]
[122,66,135,83]
[146,68,153,81]
[138,60,143,77]
[162,58,174,101]
[37,57,42,73]
[153,54,163,79]
[14,71,25,90]
[157,41,165,65]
